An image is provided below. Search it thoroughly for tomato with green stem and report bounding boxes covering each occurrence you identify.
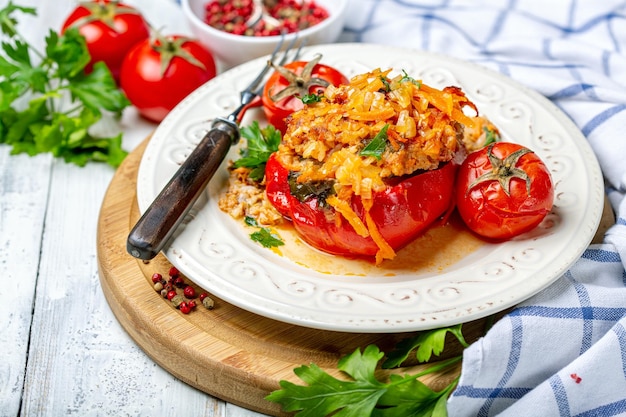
[261,54,348,134]
[119,34,216,122]
[455,142,554,240]
[61,0,150,82]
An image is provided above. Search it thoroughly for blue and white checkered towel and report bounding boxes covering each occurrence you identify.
[342,1,626,415]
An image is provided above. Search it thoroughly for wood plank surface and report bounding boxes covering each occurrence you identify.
[0,149,51,416]
[97,137,500,417]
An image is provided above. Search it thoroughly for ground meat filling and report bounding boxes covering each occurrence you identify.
[218,166,284,226]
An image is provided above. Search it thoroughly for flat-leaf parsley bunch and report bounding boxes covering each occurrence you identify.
[267,324,471,417]
[0,2,130,167]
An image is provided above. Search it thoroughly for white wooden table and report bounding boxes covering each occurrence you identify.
[1,0,268,415]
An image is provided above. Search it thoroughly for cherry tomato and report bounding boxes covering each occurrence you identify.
[61,0,150,82]
[455,142,554,240]
[262,55,348,133]
[120,35,217,123]
[265,153,457,260]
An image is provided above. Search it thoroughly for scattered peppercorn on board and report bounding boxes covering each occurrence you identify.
[95,137,531,416]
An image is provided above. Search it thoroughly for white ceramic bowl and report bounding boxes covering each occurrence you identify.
[181,0,348,69]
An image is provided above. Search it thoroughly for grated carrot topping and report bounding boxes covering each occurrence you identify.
[364,209,396,264]
[326,195,369,237]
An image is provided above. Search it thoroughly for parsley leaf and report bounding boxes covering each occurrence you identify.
[266,346,387,416]
[68,61,129,116]
[360,124,389,160]
[400,69,421,87]
[244,216,259,227]
[0,3,130,167]
[45,28,90,79]
[250,228,285,248]
[266,344,461,417]
[483,126,500,146]
[234,121,281,181]
[0,2,35,38]
[383,324,469,368]
[379,76,391,92]
[245,216,284,248]
[299,93,323,104]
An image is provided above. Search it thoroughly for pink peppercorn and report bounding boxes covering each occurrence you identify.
[179,302,192,314]
[183,286,197,299]
[173,276,186,288]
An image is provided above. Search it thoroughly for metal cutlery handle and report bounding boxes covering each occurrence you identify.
[127,118,239,261]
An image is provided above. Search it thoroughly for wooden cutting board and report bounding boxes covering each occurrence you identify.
[96,137,505,416]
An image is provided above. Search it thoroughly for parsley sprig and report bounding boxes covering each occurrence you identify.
[400,69,421,87]
[245,216,284,248]
[383,324,469,368]
[483,126,500,146]
[0,2,130,167]
[299,92,323,104]
[266,324,471,417]
[234,121,281,181]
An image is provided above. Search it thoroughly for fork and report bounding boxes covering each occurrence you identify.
[127,35,302,260]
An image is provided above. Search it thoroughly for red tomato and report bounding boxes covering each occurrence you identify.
[120,35,217,123]
[61,0,150,81]
[262,56,348,133]
[455,142,554,240]
[265,153,457,259]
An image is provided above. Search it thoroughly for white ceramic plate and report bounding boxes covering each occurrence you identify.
[136,43,604,333]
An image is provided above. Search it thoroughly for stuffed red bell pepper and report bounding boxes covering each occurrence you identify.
[263,68,488,264]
